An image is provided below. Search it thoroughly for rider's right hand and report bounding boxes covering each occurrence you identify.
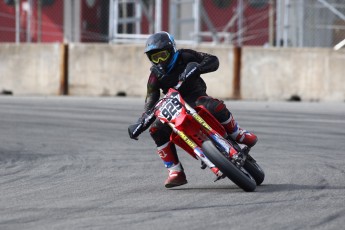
[128,112,155,140]
[128,122,144,140]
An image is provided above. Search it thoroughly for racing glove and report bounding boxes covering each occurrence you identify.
[128,122,144,140]
[128,112,155,140]
[179,62,200,82]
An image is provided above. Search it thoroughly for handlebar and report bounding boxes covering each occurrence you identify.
[174,80,184,90]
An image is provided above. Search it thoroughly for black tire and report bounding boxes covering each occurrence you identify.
[201,140,256,192]
[226,137,265,186]
[243,157,265,185]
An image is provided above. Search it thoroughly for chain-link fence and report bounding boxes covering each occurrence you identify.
[0,0,109,43]
[0,0,344,48]
[277,0,345,48]
[0,0,64,43]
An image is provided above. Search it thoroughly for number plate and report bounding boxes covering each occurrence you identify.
[158,96,183,122]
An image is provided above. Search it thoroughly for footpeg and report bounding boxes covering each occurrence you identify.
[200,161,207,170]
[232,147,250,167]
[211,167,226,182]
[214,173,226,182]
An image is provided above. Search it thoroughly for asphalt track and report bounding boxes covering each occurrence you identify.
[0,96,344,230]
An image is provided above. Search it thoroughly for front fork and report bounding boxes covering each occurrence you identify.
[168,122,216,169]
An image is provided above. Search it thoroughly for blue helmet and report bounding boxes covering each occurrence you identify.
[145,31,178,73]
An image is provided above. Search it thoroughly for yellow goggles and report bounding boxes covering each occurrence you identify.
[150,50,170,64]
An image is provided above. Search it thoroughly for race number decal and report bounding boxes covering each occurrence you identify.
[161,98,182,121]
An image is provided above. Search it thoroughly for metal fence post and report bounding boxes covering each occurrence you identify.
[15,0,20,43]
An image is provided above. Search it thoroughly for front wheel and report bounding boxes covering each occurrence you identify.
[201,140,256,192]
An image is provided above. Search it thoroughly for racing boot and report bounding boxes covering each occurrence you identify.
[157,142,188,188]
[165,163,187,188]
[221,114,258,147]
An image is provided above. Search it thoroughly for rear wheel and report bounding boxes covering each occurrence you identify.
[201,140,256,192]
[243,156,265,185]
[227,138,265,186]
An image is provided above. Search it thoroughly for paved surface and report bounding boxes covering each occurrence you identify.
[0,96,344,230]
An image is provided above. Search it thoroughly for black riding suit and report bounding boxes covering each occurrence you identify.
[144,49,231,147]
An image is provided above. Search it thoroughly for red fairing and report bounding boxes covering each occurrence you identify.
[171,132,197,159]
[171,106,227,159]
[162,88,228,159]
[170,115,207,159]
[195,106,227,137]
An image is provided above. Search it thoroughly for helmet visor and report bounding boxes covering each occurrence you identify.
[150,50,170,64]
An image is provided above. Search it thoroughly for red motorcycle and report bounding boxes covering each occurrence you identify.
[141,81,265,192]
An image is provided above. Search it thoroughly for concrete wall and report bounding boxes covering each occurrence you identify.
[0,44,62,95]
[242,47,345,102]
[68,44,150,97]
[0,43,344,102]
[68,44,234,99]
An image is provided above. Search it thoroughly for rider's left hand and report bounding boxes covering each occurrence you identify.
[179,62,200,82]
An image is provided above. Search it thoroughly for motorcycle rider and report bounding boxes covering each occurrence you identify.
[128,31,257,188]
